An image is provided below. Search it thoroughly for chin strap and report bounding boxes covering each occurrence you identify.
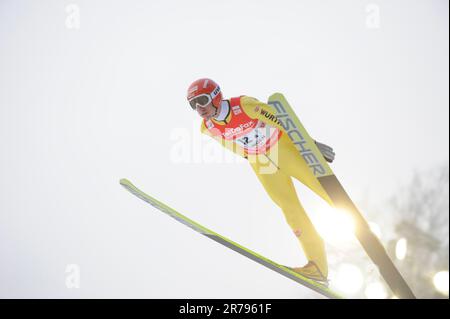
[315,140,335,163]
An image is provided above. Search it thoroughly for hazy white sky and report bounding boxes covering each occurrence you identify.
[0,0,448,298]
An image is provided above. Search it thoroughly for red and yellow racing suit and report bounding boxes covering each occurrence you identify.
[201,96,333,277]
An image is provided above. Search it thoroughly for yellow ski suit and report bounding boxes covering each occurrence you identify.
[201,96,333,277]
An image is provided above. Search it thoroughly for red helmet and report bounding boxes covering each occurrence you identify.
[187,78,223,110]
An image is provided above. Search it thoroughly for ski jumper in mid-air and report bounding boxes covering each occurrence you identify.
[187,78,336,283]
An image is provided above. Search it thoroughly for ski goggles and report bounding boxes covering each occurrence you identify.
[188,85,221,110]
[188,94,212,110]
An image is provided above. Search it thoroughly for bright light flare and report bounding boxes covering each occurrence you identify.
[395,238,408,261]
[312,206,356,244]
[335,263,364,294]
[365,281,388,299]
[433,271,449,296]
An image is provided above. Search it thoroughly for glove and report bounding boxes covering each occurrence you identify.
[315,140,335,163]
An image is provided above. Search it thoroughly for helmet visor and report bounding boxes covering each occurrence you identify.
[188,94,211,110]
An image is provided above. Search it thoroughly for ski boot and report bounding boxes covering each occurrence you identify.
[284,261,329,286]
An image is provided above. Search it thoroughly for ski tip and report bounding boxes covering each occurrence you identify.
[269,92,284,99]
[119,178,131,186]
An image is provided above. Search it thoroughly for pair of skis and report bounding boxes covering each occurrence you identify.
[120,93,415,299]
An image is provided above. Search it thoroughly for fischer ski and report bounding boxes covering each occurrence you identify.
[119,178,343,299]
[267,93,415,299]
